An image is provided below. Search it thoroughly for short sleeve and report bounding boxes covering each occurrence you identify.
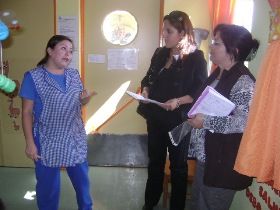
[19,72,36,100]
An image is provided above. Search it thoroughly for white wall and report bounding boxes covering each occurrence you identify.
[248,0,270,77]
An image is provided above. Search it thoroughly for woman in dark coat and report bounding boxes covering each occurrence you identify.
[140,10,208,210]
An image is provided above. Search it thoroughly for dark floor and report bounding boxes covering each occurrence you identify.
[0,166,191,210]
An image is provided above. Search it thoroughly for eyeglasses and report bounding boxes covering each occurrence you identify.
[211,39,222,47]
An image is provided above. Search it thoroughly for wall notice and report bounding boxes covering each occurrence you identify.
[107,48,138,70]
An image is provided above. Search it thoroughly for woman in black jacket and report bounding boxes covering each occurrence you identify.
[140,10,208,210]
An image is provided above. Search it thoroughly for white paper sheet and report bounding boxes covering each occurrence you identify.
[126,91,163,105]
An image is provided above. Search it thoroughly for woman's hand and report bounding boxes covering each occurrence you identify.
[159,98,180,111]
[25,142,41,161]
[80,89,97,106]
[187,113,205,129]
[158,95,193,111]
[140,87,149,104]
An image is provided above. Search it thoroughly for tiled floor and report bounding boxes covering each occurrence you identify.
[0,166,191,210]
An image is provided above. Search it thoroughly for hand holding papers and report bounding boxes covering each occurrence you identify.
[126,90,163,105]
[188,86,235,117]
[169,86,236,146]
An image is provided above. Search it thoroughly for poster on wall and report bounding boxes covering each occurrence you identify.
[57,16,79,70]
[107,48,138,70]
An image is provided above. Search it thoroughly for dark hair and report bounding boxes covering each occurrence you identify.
[163,10,196,54]
[37,35,73,67]
[214,24,260,62]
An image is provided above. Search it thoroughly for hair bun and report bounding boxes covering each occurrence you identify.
[245,48,258,61]
[245,39,260,62]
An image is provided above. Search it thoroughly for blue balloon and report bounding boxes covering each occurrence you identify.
[0,20,9,40]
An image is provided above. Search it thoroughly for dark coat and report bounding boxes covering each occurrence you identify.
[140,47,208,123]
[196,62,255,190]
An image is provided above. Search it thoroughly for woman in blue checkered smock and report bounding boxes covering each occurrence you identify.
[19,35,96,210]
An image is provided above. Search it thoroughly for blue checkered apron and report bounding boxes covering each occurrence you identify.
[30,67,87,167]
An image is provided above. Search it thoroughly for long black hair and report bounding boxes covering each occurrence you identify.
[37,35,73,67]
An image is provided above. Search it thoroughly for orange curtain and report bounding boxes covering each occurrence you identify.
[234,0,280,190]
[208,0,237,33]
[208,0,237,72]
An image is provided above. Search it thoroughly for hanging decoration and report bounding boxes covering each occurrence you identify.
[0,10,21,31]
[0,9,21,94]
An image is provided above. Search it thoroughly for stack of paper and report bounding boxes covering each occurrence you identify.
[188,86,235,117]
[169,86,236,146]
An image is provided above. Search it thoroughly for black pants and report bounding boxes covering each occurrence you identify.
[144,119,189,210]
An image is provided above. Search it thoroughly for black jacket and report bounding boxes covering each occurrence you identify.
[141,47,208,123]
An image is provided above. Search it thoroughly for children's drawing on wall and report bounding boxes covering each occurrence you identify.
[0,10,22,132]
[12,120,20,131]
[2,61,21,132]
[8,98,20,118]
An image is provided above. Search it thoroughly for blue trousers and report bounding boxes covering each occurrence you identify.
[35,160,93,210]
